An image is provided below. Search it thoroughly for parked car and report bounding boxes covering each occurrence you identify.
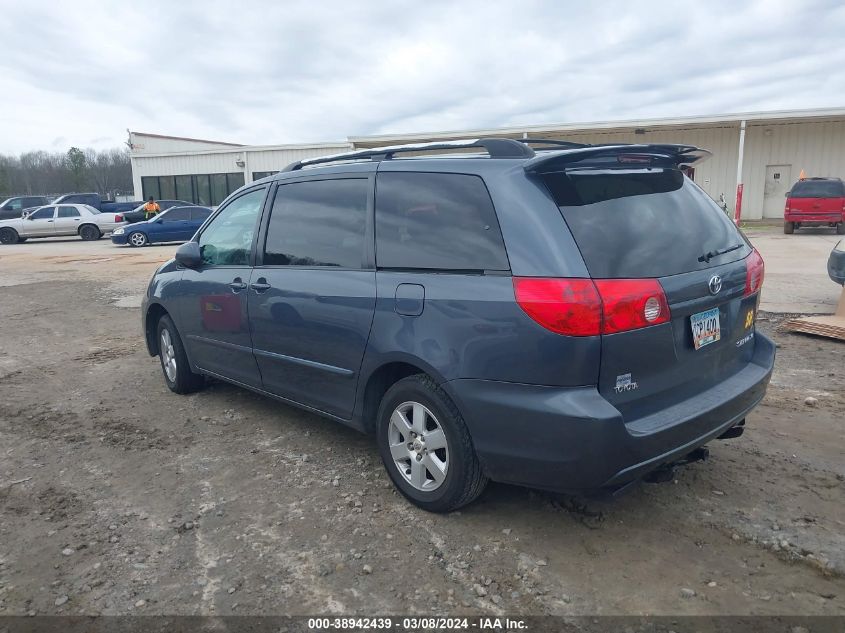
[783,177,845,234]
[51,193,139,215]
[829,240,845,286]
[0,195,50,221]
[112,205,212,247]
[0,204,126,244]
[141,139,775,512]
[118,199,193,225]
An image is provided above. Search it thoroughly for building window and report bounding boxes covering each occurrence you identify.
[141,172,246,206]
[159,176,176,200]
[196,175,211,206]
[141,177,160,201]
[175,175,193,201]
[227,172,245,193]
[210,174,228,205]
[252,171,279,181]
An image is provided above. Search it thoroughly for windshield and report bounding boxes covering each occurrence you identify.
[542,168,750,278]
[83,205,100,214]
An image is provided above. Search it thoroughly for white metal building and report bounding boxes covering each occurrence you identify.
[128,132,351,207]
[129,107,845,220]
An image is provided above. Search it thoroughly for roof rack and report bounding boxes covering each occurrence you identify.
[282,138,535,171]
[517,138,590,150]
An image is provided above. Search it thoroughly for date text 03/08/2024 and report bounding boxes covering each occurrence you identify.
[307,616,528,630]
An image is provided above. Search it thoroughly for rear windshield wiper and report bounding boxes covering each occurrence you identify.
[698,243,743,263]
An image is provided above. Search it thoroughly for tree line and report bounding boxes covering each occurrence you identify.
[0,147,133,198]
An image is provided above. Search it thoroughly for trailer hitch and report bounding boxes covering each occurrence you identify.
[644,446,710,484]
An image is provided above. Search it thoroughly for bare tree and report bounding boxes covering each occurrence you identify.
[0,147,132,197]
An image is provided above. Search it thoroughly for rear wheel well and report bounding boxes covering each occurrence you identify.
[361,362,428,434]
[145,304,169,355]
[78,223,100,235]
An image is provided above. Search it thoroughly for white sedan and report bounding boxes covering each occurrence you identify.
[0,204,126,244]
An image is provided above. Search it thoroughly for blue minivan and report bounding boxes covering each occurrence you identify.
[112,205,212,247]
[141,139,775,511]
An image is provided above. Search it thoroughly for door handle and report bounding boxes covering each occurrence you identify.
[250,278,271,293]
[229,278,247,292]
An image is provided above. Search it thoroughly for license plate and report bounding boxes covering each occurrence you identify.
[691,307,721,350]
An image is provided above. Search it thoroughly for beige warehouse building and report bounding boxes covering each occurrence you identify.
[130,107,845,220]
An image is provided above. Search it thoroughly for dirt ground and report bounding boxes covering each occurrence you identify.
[0,234,843,617]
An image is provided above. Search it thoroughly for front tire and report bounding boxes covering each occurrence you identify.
[128,231,148,247]
[156,314,204,394]
[79,225,101,241]
[0,227,19,245]
[783,221,795,234]
[837,223,845,235]
[376,374,487,512]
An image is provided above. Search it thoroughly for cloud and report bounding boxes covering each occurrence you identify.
[0,0,844,153]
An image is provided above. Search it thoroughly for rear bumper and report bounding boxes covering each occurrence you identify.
[785,213,843,224]
[444,332,776,493]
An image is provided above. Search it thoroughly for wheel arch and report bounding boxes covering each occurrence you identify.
[144,302,170,356]
[357,359,446,435]
[0,226,20,244]
[78,223,101,237]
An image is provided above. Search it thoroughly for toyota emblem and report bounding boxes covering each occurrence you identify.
[708,275,723,295]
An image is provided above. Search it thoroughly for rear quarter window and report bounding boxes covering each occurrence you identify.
[542,168,749,278]
[375,172,509,271]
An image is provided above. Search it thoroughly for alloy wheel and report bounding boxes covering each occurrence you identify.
[160,328,177,382]
[387,401,449,491]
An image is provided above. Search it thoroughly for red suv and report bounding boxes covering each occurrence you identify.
[784,177,845,235]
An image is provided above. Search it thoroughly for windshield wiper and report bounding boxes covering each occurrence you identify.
[698,243,743,263]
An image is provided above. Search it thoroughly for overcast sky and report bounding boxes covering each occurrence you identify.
[1,0,844,154]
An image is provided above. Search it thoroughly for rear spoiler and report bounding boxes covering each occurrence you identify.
[523,144,712,173]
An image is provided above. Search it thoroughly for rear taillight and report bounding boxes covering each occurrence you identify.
[513,278,602,336]
[513,277,670,336]
[594,279,670,334]
[114,214,123,222]
[744,248,765,296]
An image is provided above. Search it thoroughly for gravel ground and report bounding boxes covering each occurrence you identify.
[0,238,843,617]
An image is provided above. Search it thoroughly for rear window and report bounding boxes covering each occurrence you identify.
[375,172,509,271]
[789,180,845,198]
[543,169,749,278]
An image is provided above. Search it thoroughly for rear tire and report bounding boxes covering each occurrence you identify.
[0,228,19,245]
[783,221,795,234]
[79,224,101,241]
[128,231,148,247]
[376,374,487,512]
[156,314,205,394]
[837,223,845,235]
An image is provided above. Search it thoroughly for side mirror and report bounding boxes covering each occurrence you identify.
[174,241,202,268]
[785,191,790,198]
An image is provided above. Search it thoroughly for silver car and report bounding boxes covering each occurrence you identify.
[0,204,126,244]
